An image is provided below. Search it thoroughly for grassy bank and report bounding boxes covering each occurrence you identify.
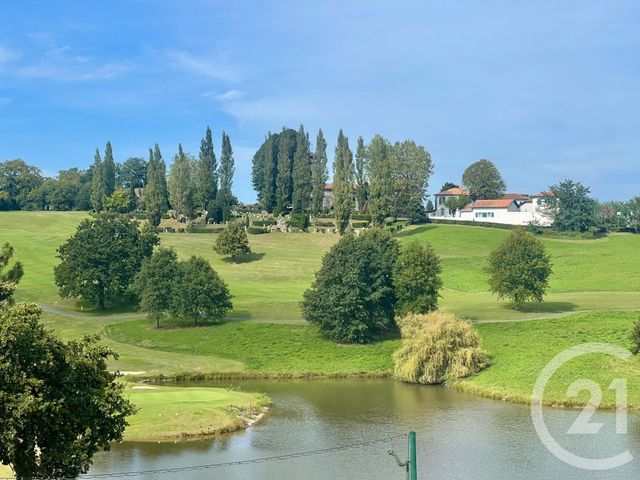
[124,385,270,442]
[451,311,640,409]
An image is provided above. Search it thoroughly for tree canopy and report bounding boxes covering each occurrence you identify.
[461,159,506,200]
[214,221,251,260]
[301,228,399,343]
[543,179,598,232]
[0,303,135,479]
[332,130,354,234]
[0,242,24,306]
[54,213,158,308]
[485,229,552,309]
[393,240,442,316]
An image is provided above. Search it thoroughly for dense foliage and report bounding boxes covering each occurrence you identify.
[332,130,354,234]
[214,221,251,260]
[393,311,488,384]
[54,213,158,308]
[461,159,506,200]
[0,242,24,306]
[0,303,135,479]
[301,228,399,343]
[394,240,442,316]
[485,229,552,309]
[543,179,598,232]
[144,144,169,226]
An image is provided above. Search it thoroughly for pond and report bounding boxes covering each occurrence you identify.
[89,379,640,479]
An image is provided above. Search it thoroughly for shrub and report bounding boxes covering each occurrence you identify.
[394,241,442,316]
[485,229,552,309]
[314,220,335,227]
[186,225,225,233]
[301,228,400,343]
[287,212,310,231]
[248,226,268,235]
[351,220,369,229]
[351,214,372,221]
[252,219,277,227]
[631,319,640,355]
[214,221,251,260]
[393,311,488,384]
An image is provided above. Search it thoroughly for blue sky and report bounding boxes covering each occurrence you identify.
[1,0,638,202]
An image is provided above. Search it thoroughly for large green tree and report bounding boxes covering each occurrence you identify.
[117,157,147,190]
[171,256,233,326]
[332,129,354,234]
[144,146,169,226]
[275,128,297,214]
[354,136,368,212]
[168,144,195,218]
[196,126,218,211]
[90,149,107,212]
[622,196,640,233]
[54,213,158,308]
[366,135,393,224]
[301,228,399,343]
[219,132,235,194]
[485,229,552,309]
[543,179,598,232]
[310,129,328,214]
[134,248,181,328]
[0,303,135,479]
[461,159,506,200]
[103,141,116,196]
[0,159,43,210]
[393,240,442,316]
[389,140,433,221]
[291,125,312,213]
[0,242,24,306]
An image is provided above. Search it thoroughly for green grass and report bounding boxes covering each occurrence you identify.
[107,319,398,374]
[3,212,639,323]
[124,386,270,441]
[452,311,640,408]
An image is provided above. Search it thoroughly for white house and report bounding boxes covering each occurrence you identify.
[430,191,553,226]
[433,187,469,217]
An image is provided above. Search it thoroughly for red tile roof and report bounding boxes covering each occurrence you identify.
[436,187,468,196]
[530,191,554,198]
[502,193,530,200]
[468,199,515,209]
[324,183,333,190]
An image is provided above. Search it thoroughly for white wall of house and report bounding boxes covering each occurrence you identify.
[457,207,551,225]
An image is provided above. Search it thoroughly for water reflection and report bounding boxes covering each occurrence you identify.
[90,379,640,479]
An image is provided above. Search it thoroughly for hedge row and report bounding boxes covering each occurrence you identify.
[252,219,277,226]
[186,225,226,233]
[248,226,268,234]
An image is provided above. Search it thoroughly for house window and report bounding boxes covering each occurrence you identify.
[488,212,494,218]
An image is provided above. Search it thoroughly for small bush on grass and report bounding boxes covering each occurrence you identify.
[631,318,640,355]
[252,219,277,227]
[393,311,488,384]
[214,222,251,261]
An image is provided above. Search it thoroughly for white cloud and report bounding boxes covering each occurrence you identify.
[16,61,132,81]
[167,49,240,82]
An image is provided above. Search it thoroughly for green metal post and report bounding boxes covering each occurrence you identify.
[409,431,417,480]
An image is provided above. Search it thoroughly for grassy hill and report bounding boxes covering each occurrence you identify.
[3,211,639,322]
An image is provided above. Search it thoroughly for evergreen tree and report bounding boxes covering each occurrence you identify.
[367,135,393,224]
[310,129,328,214]
[333,129,354,234]
[168,144,194,218]
[103,141,116,196]
[219,131,234,193]
[355,136,368,212]
[90,149,106,212]
[153,144,169,202]
[275,128,296,214]
[291,125,312,213]
[144,146,168,226]
[196,126,217,211]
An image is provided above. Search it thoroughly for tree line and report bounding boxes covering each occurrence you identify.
[251,127,434,232]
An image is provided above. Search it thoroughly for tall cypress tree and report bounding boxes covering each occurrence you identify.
[168,144,194,218]
[103,141,116,196]
[90,148,106,212]
[291,125,312,213]
[310,129,328,214]
[154,144,168,203]
[219,132,234,193]
[196,126,217,211]
[145,148,162,226]
[274,128,296,215]
[355,136,368,212]
[333,130,354,234]
[262,134,279,213]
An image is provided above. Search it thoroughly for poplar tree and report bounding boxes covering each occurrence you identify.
[355,136,368,212]
[262,134,278,212]
[275,128,296,214]
[103,141,116,196]
[196,126,217,211]
[168,144,194,218]
[367,135,393,224]
[291,125,312,213]
[333,130,354,234]
[219,132,234,193]
[90,149,106,212]
[311,129,328,214]
[144,145,169,226]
